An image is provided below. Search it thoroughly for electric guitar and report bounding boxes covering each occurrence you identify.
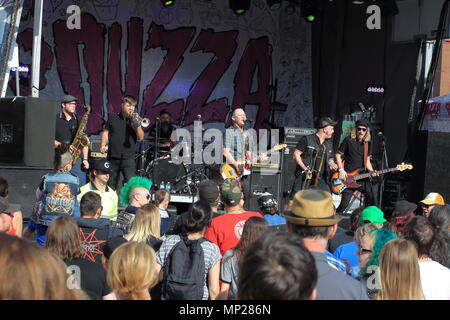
[330,163,413,195]
[220,144,287,180]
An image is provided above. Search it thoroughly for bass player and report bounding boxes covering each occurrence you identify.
[335,118,378,215]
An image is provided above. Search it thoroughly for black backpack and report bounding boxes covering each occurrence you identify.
[161,235,207,300]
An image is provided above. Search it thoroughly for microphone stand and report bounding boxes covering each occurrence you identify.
[378,134,388,208]
[153,119,160,162]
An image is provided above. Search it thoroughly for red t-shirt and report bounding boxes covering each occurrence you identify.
[204,211,263,256]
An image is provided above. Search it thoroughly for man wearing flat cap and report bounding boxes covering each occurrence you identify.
[284,189,369,300]
[54,94,89,185]
[288,117,339,209]
[335,118,378,215]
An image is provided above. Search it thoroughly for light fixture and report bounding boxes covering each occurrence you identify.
[229,0,251,15]
[267,0,282,10]
[301,0,321,23]
[367,85,385,94]
[160,0,175,7]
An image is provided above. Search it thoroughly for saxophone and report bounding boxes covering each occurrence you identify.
[70,105,91,165]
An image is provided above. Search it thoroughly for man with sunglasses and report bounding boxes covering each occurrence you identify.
[78,159,119,221]
[335,119,378,215]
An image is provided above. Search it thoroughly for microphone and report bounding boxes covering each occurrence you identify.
[197,114,202,121]
[378,131,384,136]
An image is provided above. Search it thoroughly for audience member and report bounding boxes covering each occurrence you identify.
[357,227,397,299]
[377,239,425,300]
[238,231,318,300]
[419,192,445,217]
[75,192,123,264]
[107,241,158,300]
[389,200,417,236]
[154,190,173,235]
[156,200,221,300]
[328,206,363,253]
[283,189,369,300]
[78,159,118,221]
[404,216,450,300]
[102,236,128,269]
[125,203,162,252]
[0,177,23,236]
[219,217,268,300]
[45,215,115,300]
[24,143,80,246]
[0,198,18,236]
[115,176,152,234]
[204,179,262,256]
[0,233,87,300]
[428,205,450,268]
[257,193,286,231]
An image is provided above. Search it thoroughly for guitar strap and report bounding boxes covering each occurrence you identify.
[363,141,368,170]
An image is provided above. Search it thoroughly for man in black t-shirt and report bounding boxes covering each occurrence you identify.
[335,119,378,214]
[288,117,339,209]
[148,109,176,154]
[54,95,89,185]
[100,96,144,190]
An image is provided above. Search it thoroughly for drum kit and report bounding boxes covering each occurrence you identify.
[136,136,219,194]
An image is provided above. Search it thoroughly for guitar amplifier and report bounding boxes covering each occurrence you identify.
[283,127,316,146]
[248,166,282,212]
[89,138,107,158]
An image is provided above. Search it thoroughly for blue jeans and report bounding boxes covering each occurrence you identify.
[70,158,87,186]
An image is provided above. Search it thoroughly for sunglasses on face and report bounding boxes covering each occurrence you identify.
[146,194,151,200]
[357,127,368,132]
[359,247,372,255]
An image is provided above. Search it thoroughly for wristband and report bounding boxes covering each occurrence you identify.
[83,159,88,161]
[338,168,344,172]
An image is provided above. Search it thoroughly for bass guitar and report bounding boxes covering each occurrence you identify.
[330,163,413,195]
[220,144,287,180]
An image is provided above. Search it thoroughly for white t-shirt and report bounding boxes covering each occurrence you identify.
[419,260,450,300]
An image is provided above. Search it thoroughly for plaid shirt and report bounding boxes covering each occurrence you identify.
[223,125,254,162]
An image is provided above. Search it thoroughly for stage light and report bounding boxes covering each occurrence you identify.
[160,0,175,7]
[229,0,250,15]
[301,0,321,23]
[267,0,282,11]
[367,85,385,94]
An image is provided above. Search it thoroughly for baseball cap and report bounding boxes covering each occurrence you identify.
[92,159,112,173]
[198,180,219,204]
[61,95,78,103]
[360,206,386,225]
[394,200,417,216]
[420,193,445,206]
[317,117,338,129]
[355,118,370,128]
[219,179,242,206]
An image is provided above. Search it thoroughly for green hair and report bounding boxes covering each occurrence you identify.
[120,177,153,206]
[361,227,397,275]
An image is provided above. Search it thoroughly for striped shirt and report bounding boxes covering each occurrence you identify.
[156,235,221,300]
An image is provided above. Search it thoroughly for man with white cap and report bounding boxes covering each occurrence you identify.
[419,192,445,217]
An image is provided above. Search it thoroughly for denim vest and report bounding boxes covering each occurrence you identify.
[34,172,80,226]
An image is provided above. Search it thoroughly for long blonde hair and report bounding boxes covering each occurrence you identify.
[350,126,371,142]
[0,233,87,300]
[378,238,425,300]
[125,203,160,241]
[107,241,158,300]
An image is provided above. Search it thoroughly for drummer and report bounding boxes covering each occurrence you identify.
[148,109,176,154]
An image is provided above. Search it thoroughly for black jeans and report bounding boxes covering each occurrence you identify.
[240,174,251,210]
[108,157,136,191]
[336,180,374,214]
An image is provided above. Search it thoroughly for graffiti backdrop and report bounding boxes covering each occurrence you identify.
[8,0,313,134]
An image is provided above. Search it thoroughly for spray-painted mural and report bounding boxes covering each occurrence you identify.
[8,0,313,134]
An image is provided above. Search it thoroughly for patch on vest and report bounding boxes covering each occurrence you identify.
[45,183,75,214]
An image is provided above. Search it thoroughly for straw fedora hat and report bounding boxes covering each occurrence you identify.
[283,189,342,226]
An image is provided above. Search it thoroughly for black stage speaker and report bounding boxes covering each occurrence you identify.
[0,97,56,167]
[410,131,450,202]
[0,167,49,219]
[248,166,282,212]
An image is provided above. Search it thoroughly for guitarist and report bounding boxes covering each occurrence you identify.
[335,119,378,215]
[223,108,254,208]
[287,117,339,209]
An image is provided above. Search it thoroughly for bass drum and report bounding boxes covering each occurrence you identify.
[146,156,187,192]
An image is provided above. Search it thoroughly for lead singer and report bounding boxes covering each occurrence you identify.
[100,96,144,190]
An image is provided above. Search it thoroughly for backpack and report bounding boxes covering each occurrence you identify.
[161,235,207,300]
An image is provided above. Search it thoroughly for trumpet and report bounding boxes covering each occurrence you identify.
[131,112,150,129]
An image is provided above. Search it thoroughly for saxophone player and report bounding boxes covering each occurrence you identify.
[54,95,89,185]
[100,96,144,190]
[287,117,339,210]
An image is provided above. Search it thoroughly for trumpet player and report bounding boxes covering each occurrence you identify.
[287,117,339,210]
[100,95,144,190]
[54,94,89,185]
